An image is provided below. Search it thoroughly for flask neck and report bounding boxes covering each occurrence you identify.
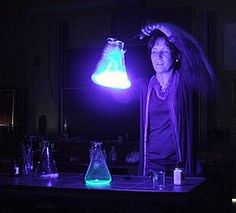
[91,141,102,149]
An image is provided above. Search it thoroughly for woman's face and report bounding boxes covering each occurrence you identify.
[151,38,174,74]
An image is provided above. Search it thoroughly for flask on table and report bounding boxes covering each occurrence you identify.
[34,140,59,178]
[84,141,112,186]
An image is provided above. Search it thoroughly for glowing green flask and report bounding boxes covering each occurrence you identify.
[84,141,112,186]
[91,37,131,89]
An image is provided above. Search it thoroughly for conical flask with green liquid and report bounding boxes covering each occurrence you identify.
[84,141,112,186]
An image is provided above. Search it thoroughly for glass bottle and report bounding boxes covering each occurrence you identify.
[63,118,69,139]
[174,161,184,185]
[109,146,117,164]
[84,141,112,186]
[34,140,59,178]
[11,159,20,176]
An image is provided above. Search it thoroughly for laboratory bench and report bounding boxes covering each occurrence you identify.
[0,173,209,213]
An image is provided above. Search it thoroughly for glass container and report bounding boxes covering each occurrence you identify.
[84,141,112,186]
[34,140,59,178]
[91,37,131,89]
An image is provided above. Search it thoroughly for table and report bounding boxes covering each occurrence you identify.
[0,173,207,213]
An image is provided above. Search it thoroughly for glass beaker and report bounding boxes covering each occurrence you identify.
[20,135,34,176]
[34,140,59,178]
[84,141,112,186]
[152,170,165,189]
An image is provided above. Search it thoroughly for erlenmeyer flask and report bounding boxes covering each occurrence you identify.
[34,140,59,178]
[84,141,112,186]
[91,37,131,89]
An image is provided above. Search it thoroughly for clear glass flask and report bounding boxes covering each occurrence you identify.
[84,141,112,186]
[34,140,59,178]
[91,37,131,89]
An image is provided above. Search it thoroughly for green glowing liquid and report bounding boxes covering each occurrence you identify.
[85,179,111,186]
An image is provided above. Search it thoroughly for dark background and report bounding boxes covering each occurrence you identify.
[0,1,235,211]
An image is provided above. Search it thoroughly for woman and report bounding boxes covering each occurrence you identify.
[142,29,181,177]
[136,22,216,177]
[112,22,216,176]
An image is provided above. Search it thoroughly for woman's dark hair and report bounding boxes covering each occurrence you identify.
[148,29,181,70]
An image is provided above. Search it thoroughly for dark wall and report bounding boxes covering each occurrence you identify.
[1,0,236,196]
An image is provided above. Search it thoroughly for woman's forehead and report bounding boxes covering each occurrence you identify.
[152,38,170,49]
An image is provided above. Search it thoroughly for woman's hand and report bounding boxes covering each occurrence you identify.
[138,21,160,39]
[141,22,160,37]
[139,22,173,42]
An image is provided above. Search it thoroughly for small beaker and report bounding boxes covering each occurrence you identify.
[22,151,34,176]
[20,135,34,176]
[152,170,165,189]
[34,140,59,178]
[85,141,112,186]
